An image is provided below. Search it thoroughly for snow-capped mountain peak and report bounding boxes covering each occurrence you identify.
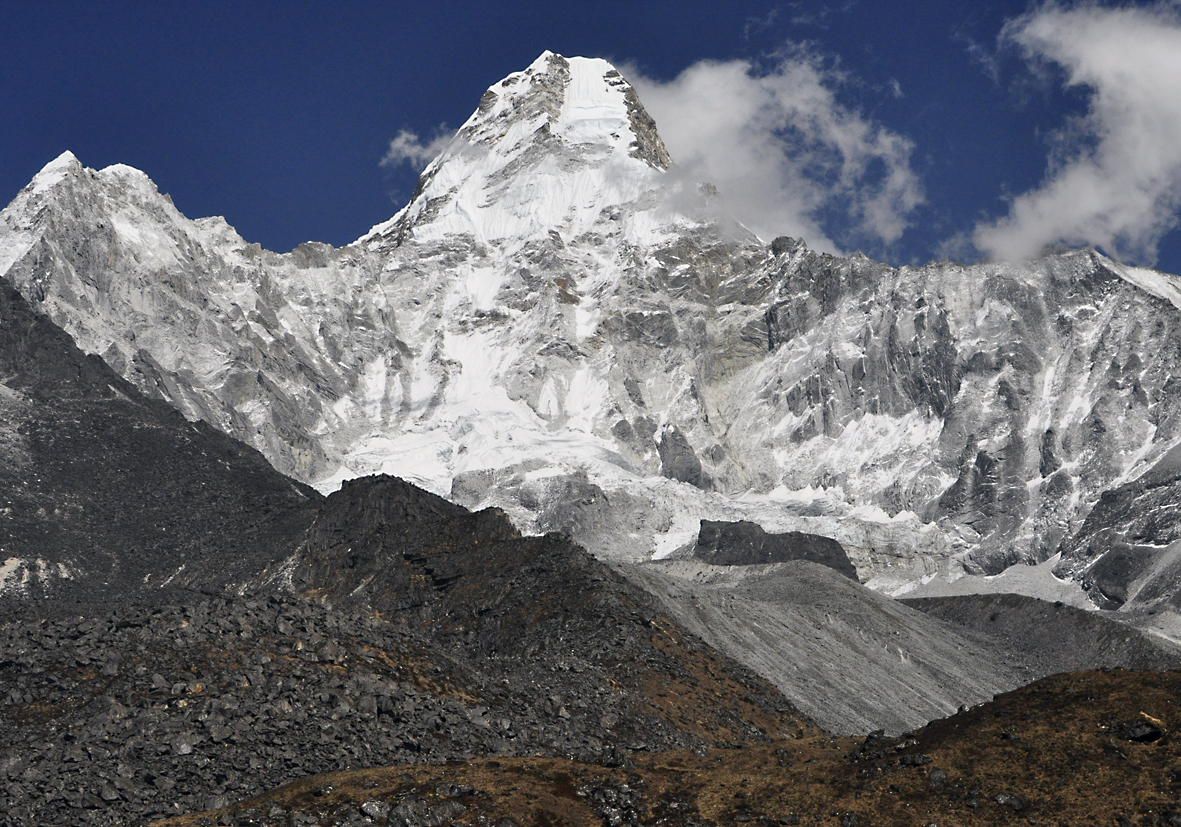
[27,151,82,195]
[12,53,1181,611]
[362,52,676,247]
[463,51,668,164]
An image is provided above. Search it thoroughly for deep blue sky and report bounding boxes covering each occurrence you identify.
[3,1,1179,273]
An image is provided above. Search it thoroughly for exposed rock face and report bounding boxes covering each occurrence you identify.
[1051,442,1181,610]
[7,52,1181,602]
[740,249,1181,580]
[693,520,856,579]
[658,424,708,489]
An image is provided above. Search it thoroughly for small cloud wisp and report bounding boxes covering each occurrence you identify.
[380,128,453,171]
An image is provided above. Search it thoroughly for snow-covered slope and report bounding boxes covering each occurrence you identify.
[6,51,1181,606]
[0,152,393,481]
[363,52,674,247]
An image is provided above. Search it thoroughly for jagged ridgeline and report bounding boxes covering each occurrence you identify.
[7,52,1181,606]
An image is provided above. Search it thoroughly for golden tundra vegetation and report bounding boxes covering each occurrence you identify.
[162,669,1181,827]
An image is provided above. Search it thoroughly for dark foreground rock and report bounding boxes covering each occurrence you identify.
[2,595,494,826]
[0,476,814,826]
[0,280,319,618]
[288,474,811,748]
[0,582,810,826]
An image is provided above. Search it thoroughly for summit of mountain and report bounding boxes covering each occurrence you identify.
[362,51,677,248]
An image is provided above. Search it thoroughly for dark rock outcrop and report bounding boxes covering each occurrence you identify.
[693,520,857,580]
[657,424,708,490]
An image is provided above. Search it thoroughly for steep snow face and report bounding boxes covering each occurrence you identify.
[363,52,674,248]
[7,52,1181,603]
[0,52,742,519]
[730,247,1181,589]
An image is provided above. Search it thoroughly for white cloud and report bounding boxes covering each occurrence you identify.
[627,49,923,253]
[974,2,1181,265]
[380,127,454,170]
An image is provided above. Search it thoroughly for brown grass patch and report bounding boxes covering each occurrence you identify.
[156,670,1181,827]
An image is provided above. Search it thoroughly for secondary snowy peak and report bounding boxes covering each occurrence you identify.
[0,150,392,482]
[363,52,676,246]
[0,152,81,278]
